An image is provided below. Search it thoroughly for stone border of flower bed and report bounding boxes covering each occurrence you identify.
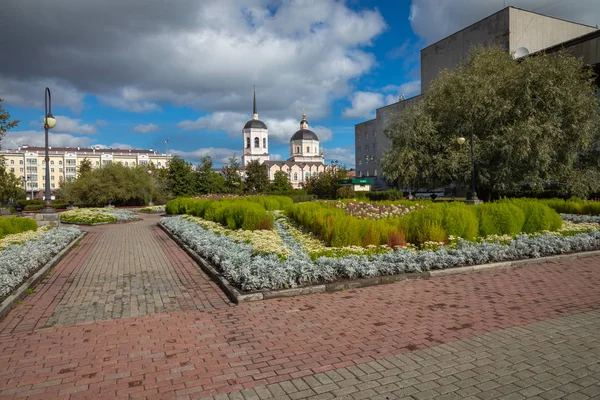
[159,222,600,303]
[0,231,87,320]
[59,218,141,226]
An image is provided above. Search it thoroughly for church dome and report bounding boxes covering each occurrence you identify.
[244,119,267,130]
[290,129,318,141]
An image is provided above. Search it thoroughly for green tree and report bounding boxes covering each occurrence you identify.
[196,155,225,194]
[78,158,93,178]
[269,170,293,193]
[304,162,348,199]
[222,155,243,193]
[244,160,269,193]
[166,156,197,196]
[382,46,600,200]
[0,99,22,204]
[60,163,157,206]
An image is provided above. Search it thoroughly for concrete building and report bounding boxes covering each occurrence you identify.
[356,6,599,190]
[0,145,168,198]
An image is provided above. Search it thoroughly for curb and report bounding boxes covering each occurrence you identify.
[160,222,600,303]
[0,231,87,321]
[60,219,141,226]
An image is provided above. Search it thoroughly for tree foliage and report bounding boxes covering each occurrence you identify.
[0,99,23,204]
[196,155,225,194]
[59,163,160,206]
[270,170,293,193]
[222,155,243,193]
[304,163,348,199]
[166,156,197,196]
[382,46,600,200]
[78,158,92,178]
[244,160,269,193]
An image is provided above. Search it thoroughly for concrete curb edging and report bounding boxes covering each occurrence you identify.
[0,231,87,320]
[160,222,600,303]
[60,219,141,226]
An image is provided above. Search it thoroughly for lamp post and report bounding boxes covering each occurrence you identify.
[43,87,57,213]
[457,132,479,202]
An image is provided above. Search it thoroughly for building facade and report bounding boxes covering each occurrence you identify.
[240,91,328,189]
[356,6,599,190]
[0,146,168,197]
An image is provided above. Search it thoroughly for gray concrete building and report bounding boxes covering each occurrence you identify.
[356,6,598,190]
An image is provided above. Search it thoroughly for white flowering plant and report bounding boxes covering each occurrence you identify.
[60,208,138,224]
[0,227,81,299]
[138,205,166,213]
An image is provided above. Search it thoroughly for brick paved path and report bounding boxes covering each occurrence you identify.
[0,214,230,334]
[0,228,598,400]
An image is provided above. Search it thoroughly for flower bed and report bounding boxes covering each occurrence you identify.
[327,199,425,219]
[138,205,166,213]
[60,208,138,224]
[0,217,38,239]
[0,227,81,300]
[161,213,600,293]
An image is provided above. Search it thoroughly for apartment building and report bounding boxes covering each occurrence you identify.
[0,145,168,197]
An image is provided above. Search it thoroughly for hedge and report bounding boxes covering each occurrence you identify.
[541,198,600,216]
[0,217,38,239]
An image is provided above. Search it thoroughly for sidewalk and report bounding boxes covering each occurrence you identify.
[0,215,599,399]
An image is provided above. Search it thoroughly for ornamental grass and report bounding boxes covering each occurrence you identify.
[0,217,37,239]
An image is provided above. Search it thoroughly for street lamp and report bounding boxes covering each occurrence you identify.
[43,87,56,213]
[457,133,478,202]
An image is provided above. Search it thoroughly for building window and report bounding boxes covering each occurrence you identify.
[139,160,149,165]
[306,146,310,153]
[364,132,368,139]
[246,137,250,148]
[26,158,37,165]
[365,170,370,176]
[365,144,369,152]
[296,146,300,153]
[50,160,54,165]
[10,160,14,165]
[59,168,63,172]
[124,162,128,166]
[51,183,55,188]
[59,176,63,181]
[102,160,112,165]
[10,168,14,173]
[95,161,99,166]
[59,161,63,165]
[42,160,45,165]
[263,138,266,148]
[358,160,362,166]
[66,159,76,165]
[19,160,23,165]
[374,170,378,176]
[254,137,259,147]
[158,162,161,167]
[358,170,362,177]
[19,168,23,173]
[293,172,298,181]
[305,172,309,180]
[51,168,54,172]
[51,175,55,180]
[357,135,361,142]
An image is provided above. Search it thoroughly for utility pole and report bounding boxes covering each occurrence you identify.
[165,138,169,167]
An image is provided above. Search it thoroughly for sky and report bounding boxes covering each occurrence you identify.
[1,0,599,168]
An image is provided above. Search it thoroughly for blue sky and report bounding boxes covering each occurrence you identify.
[1,0,597,168]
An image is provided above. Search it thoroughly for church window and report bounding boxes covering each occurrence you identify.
[296,146,300,153]
[293,172,298,181]
[246,137,250,149]
[306,146,310,153]
[305,172,309,180]
[263,138,266,148]
[254,137,259,147]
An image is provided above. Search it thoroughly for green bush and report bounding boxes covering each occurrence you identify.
[475,203,525,236]
[24,204,44,211]
[366,190,404,201]
[441,203,479,241]
[541,198,600,216]
[0,217,37,239]
[52,200,69,209]
[336,186,356,199]
[401,207,445,245]
[500,199,562,233]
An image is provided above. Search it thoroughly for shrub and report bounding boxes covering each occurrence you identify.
[24,204,44,211]
[336,186,355,199]
[542,198,600,216]
[501,199,562,233]
[52,200,69,209]
[441,203,479,241]
[475,203,525,236]
[401,207,445,245]
[0,217,37,239]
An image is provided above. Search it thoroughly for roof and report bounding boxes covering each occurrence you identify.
[1,146,160,155]
[290,129,319,141]
[243,119,268,130]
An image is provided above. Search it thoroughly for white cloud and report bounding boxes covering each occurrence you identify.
[1,0,386,120]
[323,146,355,167]
[96,119,109,127]
[383,80,421,105]
[343,92,385,119]
[133,123,160,133]
[178,113,333,143]
[3,131,93,150]
[409,0,600,45]
[171,147,238,165]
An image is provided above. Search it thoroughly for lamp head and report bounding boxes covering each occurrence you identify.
[44,113,57,129]
[457,137,466,145]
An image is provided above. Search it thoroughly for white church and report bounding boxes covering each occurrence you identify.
[241,90,328,189]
